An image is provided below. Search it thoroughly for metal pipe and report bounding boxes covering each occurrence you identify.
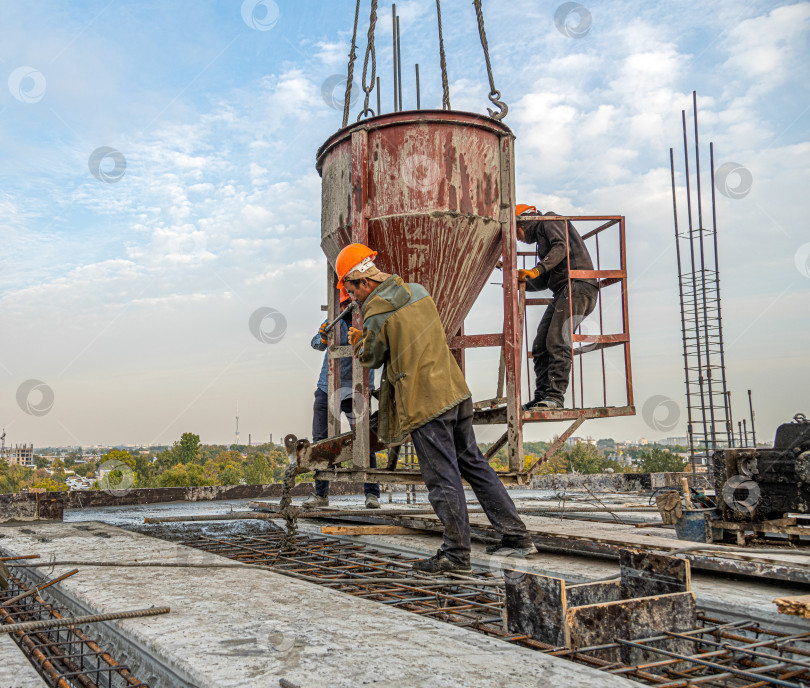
[376,75,381,115]
[0,607,171,634]
[415,63,420,109]
[392,4,398,112]
[748,389,757,446]
[743,418,749,447]
[396,15,403,110]
[324,300,357,334]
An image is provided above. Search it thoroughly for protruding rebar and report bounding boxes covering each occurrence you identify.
[376,76,381,115]
[0,607,170,634]
[747,389,757,446]
[396,15,403,110]
[671,147,697,476]
[392,4,398,112]
[415,63,420,109]
[710,142,731,447]
[682,109,710,464]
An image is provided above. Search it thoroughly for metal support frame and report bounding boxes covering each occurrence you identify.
[350,128,371,470]
[309,211,633,484]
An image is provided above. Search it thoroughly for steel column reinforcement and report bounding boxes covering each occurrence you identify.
[178,530,809,687]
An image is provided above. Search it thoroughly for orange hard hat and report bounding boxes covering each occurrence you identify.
[515,204,537,217]
[339,286,350,303]
[335,243,377,288]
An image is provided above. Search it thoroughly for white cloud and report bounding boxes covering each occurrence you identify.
[723,3,810,88]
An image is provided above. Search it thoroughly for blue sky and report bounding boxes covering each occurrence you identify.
[1,0,809,448]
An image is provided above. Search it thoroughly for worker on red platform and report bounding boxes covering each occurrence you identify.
[336,243,537,575]
[305,285,380,509]
[515,204,598,411]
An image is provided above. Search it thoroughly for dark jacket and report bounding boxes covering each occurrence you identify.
[353,275,470,444]
[522,212,597,294]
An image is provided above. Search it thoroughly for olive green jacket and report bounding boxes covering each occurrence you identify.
[353,275,470,444]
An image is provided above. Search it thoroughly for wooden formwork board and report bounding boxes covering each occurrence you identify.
[505,550,696,665]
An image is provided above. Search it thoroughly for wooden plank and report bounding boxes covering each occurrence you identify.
[504,571,568,647]
[566,580,621,607]
[774,594,810,619]
[620,549,691,598]
[566,591,697,664]
[319,525,423,535]
[713,519,810,536]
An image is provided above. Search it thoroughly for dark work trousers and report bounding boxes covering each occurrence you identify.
[312,388,379,498]
[531,281,598,406]
[410,397,530,565]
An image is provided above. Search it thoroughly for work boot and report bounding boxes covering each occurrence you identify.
[302,494,329,508]
[412,550,473,576]
[485,536,538,556]
[365,494,381,509]
[523,399,561,411]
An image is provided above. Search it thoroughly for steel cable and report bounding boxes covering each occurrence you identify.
[342,0,362,128]
[472,0,507,120]
[435,0,451,109]
[357,0,378,120]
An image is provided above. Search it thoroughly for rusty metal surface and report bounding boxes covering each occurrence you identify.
[318,110,513,335]
[474,404,636,425]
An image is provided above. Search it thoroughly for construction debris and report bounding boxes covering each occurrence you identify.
[774,594,810,619]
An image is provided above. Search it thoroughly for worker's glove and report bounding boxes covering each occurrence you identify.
[348,326,362,347]
[517,267,540,282]
[655,490,683,526]
[318,321,328,345]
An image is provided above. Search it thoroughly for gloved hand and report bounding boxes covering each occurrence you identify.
[517,267,540,282]
[319,321,328,344]
[348,326,362,347]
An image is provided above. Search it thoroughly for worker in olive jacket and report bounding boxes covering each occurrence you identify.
[334,243,536,575]
[515,205,598,410]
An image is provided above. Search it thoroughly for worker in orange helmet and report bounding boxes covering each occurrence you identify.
[336,243,536,575]
[514,204,598,410]
[306,283,380,509]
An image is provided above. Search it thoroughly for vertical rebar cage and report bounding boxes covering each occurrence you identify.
[670,93,732,471]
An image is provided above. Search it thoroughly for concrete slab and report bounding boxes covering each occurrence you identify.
[0,522,636,688]
[0,635,48,687]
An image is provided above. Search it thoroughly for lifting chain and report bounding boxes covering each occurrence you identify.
[472,0,508,120]
[435,0,451,110]
[357,0,379,121]
[342,0,362,128]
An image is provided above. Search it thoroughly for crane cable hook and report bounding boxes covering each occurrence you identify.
[357,0,379,121]
[472,0,508,121]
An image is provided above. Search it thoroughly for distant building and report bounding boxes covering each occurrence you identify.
[1,443,34,468]
[661,436,688,446]
[566,436,584,447]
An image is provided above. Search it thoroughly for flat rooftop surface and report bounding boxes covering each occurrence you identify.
[0,521,638,688]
